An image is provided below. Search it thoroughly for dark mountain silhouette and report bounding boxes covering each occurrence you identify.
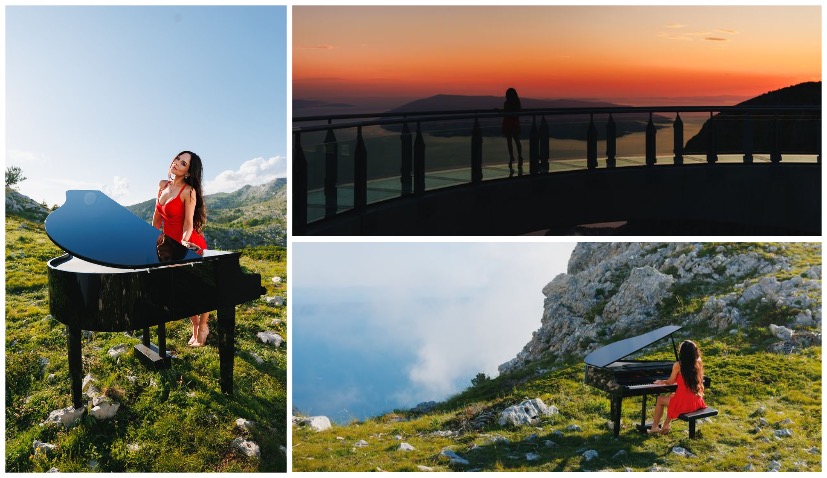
[381,94,671,141]
[684,82,821,154]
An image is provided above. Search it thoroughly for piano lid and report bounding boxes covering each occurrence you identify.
[45,190,203,269]
[584,325,682,368]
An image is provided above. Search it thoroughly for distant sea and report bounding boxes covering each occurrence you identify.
[292,289,479,424]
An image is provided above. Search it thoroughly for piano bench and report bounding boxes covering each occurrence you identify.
[677,407,718,438]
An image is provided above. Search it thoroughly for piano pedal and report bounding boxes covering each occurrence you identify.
[134,343,173,369]
[636,422,657,434]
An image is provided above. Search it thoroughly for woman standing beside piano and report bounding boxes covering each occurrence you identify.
[153,150,211,347]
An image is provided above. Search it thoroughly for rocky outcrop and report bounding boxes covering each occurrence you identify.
[500,243,821,374]
[5,187,50,222]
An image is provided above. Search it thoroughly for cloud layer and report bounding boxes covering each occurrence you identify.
[205,155,286,195]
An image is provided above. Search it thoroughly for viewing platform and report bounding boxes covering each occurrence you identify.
[293,105,821,235]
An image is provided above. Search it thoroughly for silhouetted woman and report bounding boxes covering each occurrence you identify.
[502,87,524,171]
[648,340,707,434]
[152,150,211,347]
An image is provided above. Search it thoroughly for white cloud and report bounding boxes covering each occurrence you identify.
[293,242,577,408]
[102,176,130,204]
[204,156,286,195]
[6,149,50,165]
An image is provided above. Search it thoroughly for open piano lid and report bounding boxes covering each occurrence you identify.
[584,325,683,368]
[45,190,204,269]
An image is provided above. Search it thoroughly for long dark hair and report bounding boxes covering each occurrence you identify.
[177,150,206,233]
[505,87,522,111]
[678,340,703,396]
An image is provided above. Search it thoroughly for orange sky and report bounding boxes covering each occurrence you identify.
[293,5,821,102]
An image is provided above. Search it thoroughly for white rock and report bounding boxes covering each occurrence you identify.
[127,443,140,452]
[774,428,793,438]
[90,396,120,420]
[498,398,558,426]
[265,296,285,307]
[272,276,282,284]
[672,446,695,457]
[257,331,284,347]
[43,406,86,429]
[398,442,415,451]
[354,439,369,448]
[232,437,261,458]
[33,440,57,455]
[236,418,255,430]
[417,465,434,471]
[440,448,469,465]
[526,452,540,461]
[582,449,598,461]
[108,344,128,357]
[769,324,794,341]
[299,416,332,432]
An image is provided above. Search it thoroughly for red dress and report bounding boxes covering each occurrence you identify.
[668,371,707,419]
[155,182,207,254]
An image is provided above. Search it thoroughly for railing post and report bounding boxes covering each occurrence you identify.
[529,115,539,175]
[471,117,483,184]
[354,125,367,210]
[673,113,683,165]
[706,112,718,164]
[400,121,413,195]
[645,112,656,166]
[540,115,550,173]
[414,122,425,194]
[606,113,617,168]
[742,113,753,164]
[324,126,338,218]
[770,115,781,163]
[587,114,597,169]
[293,131,307,235]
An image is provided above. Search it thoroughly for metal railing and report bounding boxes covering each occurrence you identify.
[293,105,821,232]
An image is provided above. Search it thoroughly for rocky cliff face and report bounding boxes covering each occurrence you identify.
[499,243,821,374]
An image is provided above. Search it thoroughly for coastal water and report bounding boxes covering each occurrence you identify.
[292,290,471,424]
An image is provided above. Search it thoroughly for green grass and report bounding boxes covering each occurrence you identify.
[294,346,821,472]
[5,215,287,472]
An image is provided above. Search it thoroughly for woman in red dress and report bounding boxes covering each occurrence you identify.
[502,87,524,172]
[648,340,707,434]
[153,150,210,347]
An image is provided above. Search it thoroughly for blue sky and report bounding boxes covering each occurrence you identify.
[292,242,577,421]
[6,6,286,207]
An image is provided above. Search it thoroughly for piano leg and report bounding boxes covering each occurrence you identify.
[217,306,235,395]
[67,324,84,410]
[158,322,167,359]
[640,394,648,431]
[142,328,151,348]
[610,395,622,437]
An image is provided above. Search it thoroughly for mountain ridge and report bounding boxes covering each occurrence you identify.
[684,81,821,154]
[4,178,287,249]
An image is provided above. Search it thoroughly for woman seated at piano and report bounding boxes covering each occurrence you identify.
[152,150,211,347]
[648,340,706,434]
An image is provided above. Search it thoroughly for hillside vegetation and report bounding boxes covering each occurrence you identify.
[293,243,821,472]
[126,178,287,249]
[6,214,287,472]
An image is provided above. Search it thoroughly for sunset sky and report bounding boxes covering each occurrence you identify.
[294,5,821,104]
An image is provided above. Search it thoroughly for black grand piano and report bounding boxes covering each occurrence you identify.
[45,190,265,409]
[584,325,711,437]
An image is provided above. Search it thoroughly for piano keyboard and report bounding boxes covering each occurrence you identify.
[625,383,676,390]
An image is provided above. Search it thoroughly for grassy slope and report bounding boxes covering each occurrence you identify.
[5,215,287,472]
[293,243,821,472]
